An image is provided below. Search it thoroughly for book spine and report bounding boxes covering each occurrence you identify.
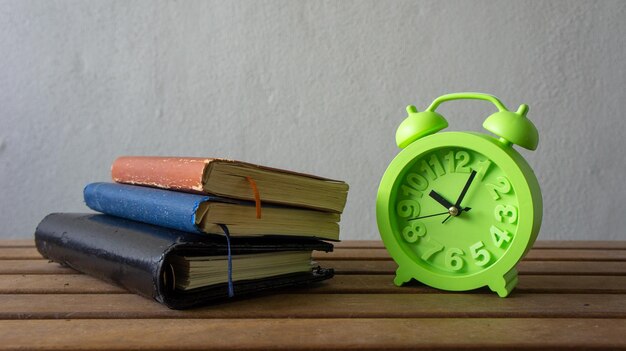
[111,156,209,193]
[84,182,208,233]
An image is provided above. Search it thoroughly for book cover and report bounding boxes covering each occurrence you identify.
[111,156,349,213]
[34,213,334,309]
[84,182,340,239]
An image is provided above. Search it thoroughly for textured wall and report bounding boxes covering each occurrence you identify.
[1,0,625,240]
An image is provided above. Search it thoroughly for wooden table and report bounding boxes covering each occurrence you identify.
[1,240,626,350]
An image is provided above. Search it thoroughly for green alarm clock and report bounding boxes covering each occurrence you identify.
[376,92,542,297]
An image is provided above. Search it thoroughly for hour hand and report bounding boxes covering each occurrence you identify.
[429,190,454,210]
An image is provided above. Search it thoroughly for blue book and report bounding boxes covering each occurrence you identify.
[84,183,340,240]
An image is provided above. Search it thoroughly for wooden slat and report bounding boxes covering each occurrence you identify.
[520,240,626,250]
[0,239,34,247]
[328,259,397,274]
[333,240,626,250]
[313,249,626,261]
[0,274,127,294]
[0,248,43,260]
[327,260,626,276]
[0,260,77,274]
[1,318,625,350]
[0,293,625,319]
[333,240,384,249]
[517,249,626,261]
[517,261,626,275]
[3,274,626,295]
[307,275,626,294]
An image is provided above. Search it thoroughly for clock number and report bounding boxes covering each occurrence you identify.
[455,151,471,173]
[494,204,518,224]
[406,173,429,191]
[443,150,471,173]
[444,151,454,174]
[402,221,427,243]
[401,185,423,198]
[396,200,420,218]
[420,238,444,261]
[485,176,512,200]
[476,159,492,181]
[419,160,437,181]
[490,225,513,248]
[444,248,464,271]
[469,241,491,267]
[402,173,429,199]
[428,154,446,177]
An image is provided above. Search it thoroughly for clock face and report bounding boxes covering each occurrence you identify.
[391,146,519,276]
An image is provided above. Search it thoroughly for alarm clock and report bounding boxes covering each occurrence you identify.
[376,92,542,297]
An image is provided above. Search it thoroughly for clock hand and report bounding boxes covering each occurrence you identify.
[454,170,477,208]
[429,190,454,210]
[442,171,478,224]
[410,207,471,221]
[409,211,448,221]
[454,170,478,207]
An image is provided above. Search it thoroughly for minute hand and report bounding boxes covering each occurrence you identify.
[454,170,477,208]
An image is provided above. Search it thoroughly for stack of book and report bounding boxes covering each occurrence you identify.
[35,156,349,309]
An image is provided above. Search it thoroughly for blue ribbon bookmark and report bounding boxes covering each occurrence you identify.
[217,224,234,297]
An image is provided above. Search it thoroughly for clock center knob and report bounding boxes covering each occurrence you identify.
[448,206,459,217]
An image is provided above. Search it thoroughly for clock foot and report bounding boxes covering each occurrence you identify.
[488,268,519,297]
[393,266,413,286]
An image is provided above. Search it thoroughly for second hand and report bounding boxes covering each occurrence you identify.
[409,207,471,221]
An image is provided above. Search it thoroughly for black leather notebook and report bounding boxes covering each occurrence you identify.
[35,213,334,309]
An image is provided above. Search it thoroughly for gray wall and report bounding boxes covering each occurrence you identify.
[1,0,625,240]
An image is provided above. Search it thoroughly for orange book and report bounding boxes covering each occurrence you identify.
[112,156,349,213]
